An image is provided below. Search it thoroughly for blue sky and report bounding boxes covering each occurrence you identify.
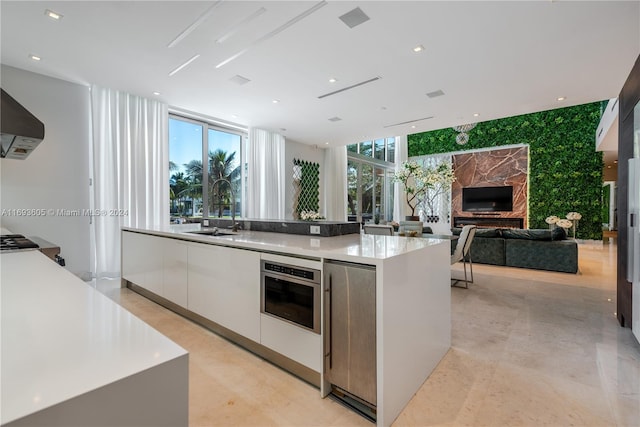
[169,118,241,175]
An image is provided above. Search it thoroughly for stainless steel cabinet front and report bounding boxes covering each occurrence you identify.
[324,261,376,406]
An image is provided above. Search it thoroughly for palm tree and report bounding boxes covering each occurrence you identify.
[208,149,240,217]
[178,151,239,217]
[170,172,190,215]
[184,159,202,180]
[182,160,204,216]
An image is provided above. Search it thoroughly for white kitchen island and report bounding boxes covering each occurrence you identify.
[0,249,188,427]
[122,224,451,427]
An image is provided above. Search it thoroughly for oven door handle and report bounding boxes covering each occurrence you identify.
[324,274,332,370]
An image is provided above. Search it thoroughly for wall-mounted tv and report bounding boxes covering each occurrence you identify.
[462,186,513,212]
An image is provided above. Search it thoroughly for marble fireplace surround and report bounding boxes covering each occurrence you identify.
[452,145,529,228]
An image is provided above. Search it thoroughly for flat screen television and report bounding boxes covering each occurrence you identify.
[462,186,513,212]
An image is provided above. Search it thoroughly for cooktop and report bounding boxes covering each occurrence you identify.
[0,234,40,251]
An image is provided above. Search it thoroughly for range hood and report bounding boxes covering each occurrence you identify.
[1,88,45,159]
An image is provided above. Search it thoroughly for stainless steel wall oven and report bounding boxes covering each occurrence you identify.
[260,260,321,334]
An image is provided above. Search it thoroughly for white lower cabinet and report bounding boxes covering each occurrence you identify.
[121,231,163,296]
[260,314,322,371]
[187,243,261,342]
[123,231,320,369]
[162,239,188,307]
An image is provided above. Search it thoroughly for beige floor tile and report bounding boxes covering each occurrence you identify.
[95,241,640,426]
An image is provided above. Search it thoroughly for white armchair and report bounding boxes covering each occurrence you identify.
[451,225,477,288]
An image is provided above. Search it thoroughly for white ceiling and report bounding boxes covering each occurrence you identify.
[1,1,639,147]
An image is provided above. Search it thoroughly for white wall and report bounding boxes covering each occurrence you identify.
[284,139,325,220]
[1,65,91,278]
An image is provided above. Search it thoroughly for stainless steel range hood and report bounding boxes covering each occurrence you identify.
[1,88,45,159]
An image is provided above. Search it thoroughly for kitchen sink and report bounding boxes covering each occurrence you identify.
[187,230,236,237]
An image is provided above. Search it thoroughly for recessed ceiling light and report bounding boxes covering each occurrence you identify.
[329,78,337,83]
[607,165,612,169]
[411,125,416,129]
[473,113,480,117]
[272,99,280,104]
[614,160,618,163]
[325,142,329,145]
[557,96,566,101]
[152,91,161,96]
[28,54,41,61]
[45,9,63,20]
[413,45,424,53]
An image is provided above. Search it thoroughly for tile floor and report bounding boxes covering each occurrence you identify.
[96,240,640,426]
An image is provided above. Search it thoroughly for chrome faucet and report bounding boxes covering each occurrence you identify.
[211,178,240,232]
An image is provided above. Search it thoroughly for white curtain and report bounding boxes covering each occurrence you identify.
[246,128,285,219]
[90,85,168,278]
[323,146,347,221]
[393,135,409,221]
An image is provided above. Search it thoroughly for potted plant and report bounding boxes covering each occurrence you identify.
[394,160,455,221]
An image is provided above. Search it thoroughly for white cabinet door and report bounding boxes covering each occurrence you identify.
[122,231,163,295]
[163,239,188,307]
[122,231,145,285]
[187,243,260,342]
[260,314,322,371]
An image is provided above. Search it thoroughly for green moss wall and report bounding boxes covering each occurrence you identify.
[408,103,604,240]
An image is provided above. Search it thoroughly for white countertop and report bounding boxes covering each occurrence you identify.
[0,250,188,425]
[123,224,447,265]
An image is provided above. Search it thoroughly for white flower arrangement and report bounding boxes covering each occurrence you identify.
[566,212,582,220]
[566,212,581,238]
[546,212,582,238]
[300,210,325,221]
[556,219,573,229]
[545,215,560,225]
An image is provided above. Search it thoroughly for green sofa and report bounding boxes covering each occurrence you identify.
[451,227,578,274]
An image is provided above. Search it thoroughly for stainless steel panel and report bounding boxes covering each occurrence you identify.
[261,260,321,334]
[324,261,376,406]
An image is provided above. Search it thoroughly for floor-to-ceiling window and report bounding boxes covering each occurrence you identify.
[346,138,395,223]
[169,115,245,223]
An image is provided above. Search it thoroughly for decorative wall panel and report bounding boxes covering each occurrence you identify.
[452,146,529,228]
[292,158,320,220]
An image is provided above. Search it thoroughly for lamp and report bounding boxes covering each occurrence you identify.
[452,123,477,145]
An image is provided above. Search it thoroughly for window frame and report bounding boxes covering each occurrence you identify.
[169,113,247,222]
[347,138,396,223]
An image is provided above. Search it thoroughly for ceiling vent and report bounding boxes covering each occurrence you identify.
[318,76,381,99]
[339,7,370,29]
[426,90,445,98]
[230,75,251,85]
[383,116,433,128]
[328,117,342,122]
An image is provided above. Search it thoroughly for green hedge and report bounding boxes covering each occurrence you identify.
[408,103,604,240]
